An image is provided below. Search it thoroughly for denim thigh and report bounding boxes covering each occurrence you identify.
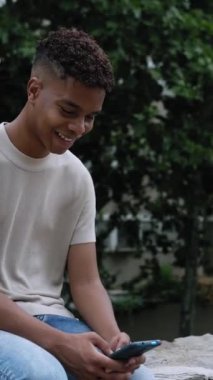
[35,314,92,334]
[35,314,92,380]
[35,314,155,380]
[0,330,68,380]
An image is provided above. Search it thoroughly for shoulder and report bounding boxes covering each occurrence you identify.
[56,150,94,190]
[63,150,88,170]
[63,150,92,177]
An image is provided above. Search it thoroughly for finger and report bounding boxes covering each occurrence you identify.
[94,368,130,380]
[111,333,130,351]
[100,371,132,380]
[88,332,112,355]
[125,354,146,367]
[110,336,120,351]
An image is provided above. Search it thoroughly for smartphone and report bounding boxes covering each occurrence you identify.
[109,339,161,360]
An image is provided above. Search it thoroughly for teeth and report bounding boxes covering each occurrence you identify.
[56,130,73,142]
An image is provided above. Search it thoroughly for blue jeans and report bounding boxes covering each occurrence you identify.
[0,315,155,379]
[0,330,67,380]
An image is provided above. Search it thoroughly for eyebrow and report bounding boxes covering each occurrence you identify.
[61,100,80,109]
[60,100,102,115]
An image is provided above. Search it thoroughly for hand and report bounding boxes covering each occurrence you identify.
[110,331,130,351]
[109,332,146,375]
[51,331,134,379]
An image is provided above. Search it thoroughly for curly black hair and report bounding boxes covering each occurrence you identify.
[32,27,114,93]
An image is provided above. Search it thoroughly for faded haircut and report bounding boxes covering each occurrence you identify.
[32,27,114,93]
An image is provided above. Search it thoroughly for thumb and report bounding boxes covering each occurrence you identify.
[89,332,112,355]
[110,336,120,351]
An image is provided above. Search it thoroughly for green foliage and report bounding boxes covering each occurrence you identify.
[0,0,213,333]
[142,264,183,302]
[111,292,144,313]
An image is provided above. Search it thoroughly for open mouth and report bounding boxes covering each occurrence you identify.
[55,130,74,142]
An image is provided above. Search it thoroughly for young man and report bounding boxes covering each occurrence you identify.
[0,27,155,379]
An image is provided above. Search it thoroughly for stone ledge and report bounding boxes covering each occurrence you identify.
[145,334,213,380]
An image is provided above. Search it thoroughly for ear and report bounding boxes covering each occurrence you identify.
[27,77,43,102]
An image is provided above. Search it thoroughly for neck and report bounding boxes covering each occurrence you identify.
[5,107,48,158]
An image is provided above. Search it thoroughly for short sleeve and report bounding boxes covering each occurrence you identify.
[70,172,96,245]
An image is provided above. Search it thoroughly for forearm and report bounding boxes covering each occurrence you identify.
[0,293,131,377]
[0,292,62,351]
[71,281,121,342]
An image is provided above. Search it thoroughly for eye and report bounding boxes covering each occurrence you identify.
[85,114,96,123]
[59,106,77,117]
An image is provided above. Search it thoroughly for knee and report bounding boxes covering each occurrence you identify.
[0,331,67,380]
[17,341,68,380]
[26,354,68,380]
[131,365,155,380]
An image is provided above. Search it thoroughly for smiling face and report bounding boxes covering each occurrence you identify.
[23,73,106,157]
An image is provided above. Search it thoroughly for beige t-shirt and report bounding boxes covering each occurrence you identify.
[0,123,96,317]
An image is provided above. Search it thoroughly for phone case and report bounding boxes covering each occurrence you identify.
[110,339,161,360]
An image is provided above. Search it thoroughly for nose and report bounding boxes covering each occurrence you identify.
[67,117,85,137]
